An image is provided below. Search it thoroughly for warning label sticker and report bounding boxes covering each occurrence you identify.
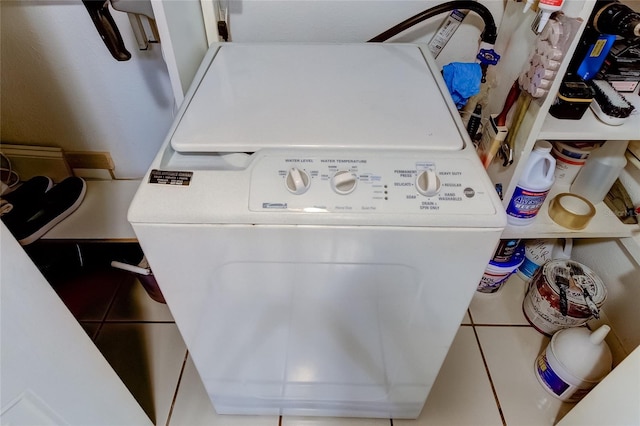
[149,169,193,186]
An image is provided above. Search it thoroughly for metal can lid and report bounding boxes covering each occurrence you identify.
[558,80,595,100]
[542,259,607,306]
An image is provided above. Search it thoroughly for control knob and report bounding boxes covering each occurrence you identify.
[331,171,358,195]
[285,167,311,195]
[416,169,441,197]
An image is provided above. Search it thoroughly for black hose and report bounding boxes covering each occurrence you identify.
[368,1,498,45]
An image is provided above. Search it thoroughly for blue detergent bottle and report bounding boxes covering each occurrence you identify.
[506,141,556,225]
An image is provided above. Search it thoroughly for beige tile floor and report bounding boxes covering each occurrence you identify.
[56,267,583,426]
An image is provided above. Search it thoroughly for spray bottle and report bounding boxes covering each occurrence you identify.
[506,140,556,225]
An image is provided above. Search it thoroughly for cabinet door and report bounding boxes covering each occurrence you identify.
[0,224,151,425]
[151,0,211,105]
[557,345,640,425]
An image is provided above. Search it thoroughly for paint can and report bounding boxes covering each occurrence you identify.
[553,141,602,160]
[551,142,602,185]
[523,259,606,335]
[552,148,587,184]
[477,246,525,294]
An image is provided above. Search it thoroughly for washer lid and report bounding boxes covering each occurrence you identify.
[171,44,464,153]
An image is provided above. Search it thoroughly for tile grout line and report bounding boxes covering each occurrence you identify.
[467,308,474,325]
[99,278,125,326]
[92,282,121,340]
[469,309,508,426]
[472,325,507,426]
[165,349,189,426]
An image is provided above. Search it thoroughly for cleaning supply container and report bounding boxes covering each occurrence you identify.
[506,141,556,225]
[551,141,602,184]
[517,238,572,281]
[552,147,586,184]
[535,325,612,402]
[477,245,525,294]
[535,0,565,33]
[491,238,522,263]
[523,259,606,335]
[571,141,629,204]
[554,141,602,160]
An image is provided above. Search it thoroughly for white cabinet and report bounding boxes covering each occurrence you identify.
[150,0,212,104]
[486,0,640,240]
[540,101,640,141]
[484,0,639,398]
[557,345,640,426]
[1,225,152,425]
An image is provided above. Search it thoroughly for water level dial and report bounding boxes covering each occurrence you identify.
[285,167,311,195]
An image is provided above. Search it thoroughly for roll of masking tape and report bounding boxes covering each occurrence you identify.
[549,193,596,230]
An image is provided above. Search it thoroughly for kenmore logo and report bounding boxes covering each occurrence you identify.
[262,203,288,209]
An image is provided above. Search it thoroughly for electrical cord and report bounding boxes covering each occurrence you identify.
[368,0,498,45]
[0,153,19,196]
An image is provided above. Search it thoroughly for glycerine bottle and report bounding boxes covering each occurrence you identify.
[570,141,628,204]
[535,325,612,402]
[506,141,556,225]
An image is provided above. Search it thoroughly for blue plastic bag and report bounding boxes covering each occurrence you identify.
[442,62,482,109]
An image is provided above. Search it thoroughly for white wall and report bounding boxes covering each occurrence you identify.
[0,1,175,179]
[224,0,505,68]
[1,0,504,179]
[573,238,640,357]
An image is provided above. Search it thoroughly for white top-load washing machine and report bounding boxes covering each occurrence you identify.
[129,43,506,419]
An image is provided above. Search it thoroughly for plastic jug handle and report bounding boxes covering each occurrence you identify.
[552,238,573,260]
[544,157,556,181]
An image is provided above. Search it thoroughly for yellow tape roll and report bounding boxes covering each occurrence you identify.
[549,193,596,230]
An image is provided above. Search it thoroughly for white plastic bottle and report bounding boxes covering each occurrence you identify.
[506,141,556,225]
[535,325,612,403]
[537,0,565,32]
[570,141,628,204]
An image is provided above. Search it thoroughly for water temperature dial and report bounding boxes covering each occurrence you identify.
[416,170,441,197]
[331,171,358,195]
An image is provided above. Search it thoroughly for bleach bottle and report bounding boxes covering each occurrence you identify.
[506,141,556,225]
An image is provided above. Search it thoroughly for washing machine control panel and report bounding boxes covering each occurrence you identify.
[249,155,495,214]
